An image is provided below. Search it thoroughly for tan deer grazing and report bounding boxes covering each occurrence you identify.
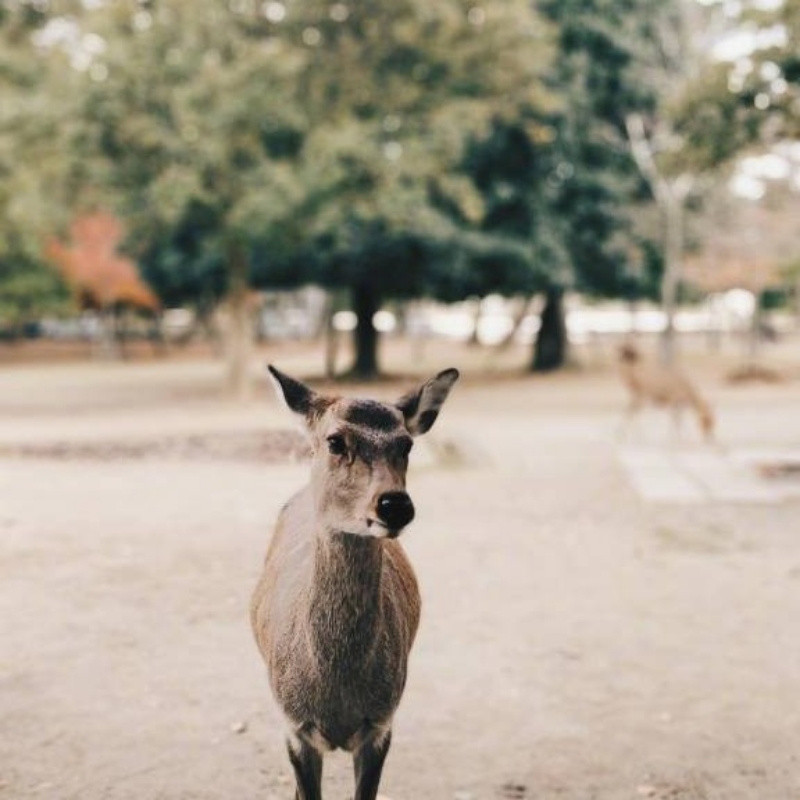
[251,366,459,800]
[617,342,715,442]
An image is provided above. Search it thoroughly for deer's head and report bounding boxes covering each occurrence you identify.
[268,366,459,539]
[618,342,640,363]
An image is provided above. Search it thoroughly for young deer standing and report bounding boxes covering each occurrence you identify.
[617,342,715,441]
[251,366,459,800]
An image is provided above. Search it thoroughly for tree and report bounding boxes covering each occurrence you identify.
[685,179,800,359]
[627,0,800,363]
[24,0,552,385]
[279,0,551,378]
[46,211,159,356]
[46,211,158,309]
[447,0,668,371]
[452,118,567,368]
[673,0,800,363]
[25,0,316,394]
[675,0,800,160]
[548,0,718,369]
[0,2,75,334]
[0,255,68,338]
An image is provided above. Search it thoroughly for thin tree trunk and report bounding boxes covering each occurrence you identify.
[496,294,535,351]
[627,298,638,334]
[225,244,252,400]
[150,310,168,357]
[467,297,483,346]
[407,300,427,365]
[115,306,129,360]
[323,291,340,379]
[197,305,223,355]
[351,281,380,379]
[748,290,764,363]
[625,114,693,368]
[95,307,120,360]
[795,274,800,329]
[660,191,682,365]
[706,298,722,352]
[531,287,568,372]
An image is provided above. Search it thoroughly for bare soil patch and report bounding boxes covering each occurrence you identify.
[2,352,800,799]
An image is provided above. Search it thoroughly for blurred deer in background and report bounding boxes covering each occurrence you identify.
[617,342,715,442]
[251,366,459,800]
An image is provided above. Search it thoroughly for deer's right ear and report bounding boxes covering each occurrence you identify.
[267,365,319,421]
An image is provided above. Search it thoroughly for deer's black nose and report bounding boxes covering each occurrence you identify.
[376,492,415,532]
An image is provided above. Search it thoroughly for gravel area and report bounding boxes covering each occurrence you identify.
[0,430,310,464]
[2,356,799,799]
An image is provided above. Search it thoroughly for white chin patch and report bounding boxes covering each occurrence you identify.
[365,519,390,538]
[334,521,387,538]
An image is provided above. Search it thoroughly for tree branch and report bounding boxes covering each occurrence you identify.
[624,113,670,204]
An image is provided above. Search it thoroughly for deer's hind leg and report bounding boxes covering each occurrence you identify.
[287,734,323,800]
[670,402,684,444]
[353,727,392,800]
[617,395,642,442]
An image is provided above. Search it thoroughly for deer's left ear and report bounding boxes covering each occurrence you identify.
[396,368,459,436]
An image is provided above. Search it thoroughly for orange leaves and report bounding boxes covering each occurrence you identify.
[46,212,159,310]
[685,201,791,294]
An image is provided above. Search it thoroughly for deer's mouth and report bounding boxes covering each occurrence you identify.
[366,518,401,539]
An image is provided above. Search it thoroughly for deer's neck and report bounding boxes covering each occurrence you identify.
[619,360,638,386]
[307,532,383,664]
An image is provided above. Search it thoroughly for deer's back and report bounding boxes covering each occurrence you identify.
[621,362,698,406]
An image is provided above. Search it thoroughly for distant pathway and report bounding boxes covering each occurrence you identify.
[617,446,800,503]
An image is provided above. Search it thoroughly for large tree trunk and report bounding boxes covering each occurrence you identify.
[225,244,253,400]
[531,287,567,372]
[660,189,683,366]
[350,281,380,379]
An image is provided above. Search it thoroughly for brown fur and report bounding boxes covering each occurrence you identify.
[250,487,420,752]
[618,343,715,440]
[251,367,458,800]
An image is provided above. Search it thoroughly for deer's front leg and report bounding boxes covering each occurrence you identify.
[353,728,392,800]
[287,734,322,800]
[617,396,641,442]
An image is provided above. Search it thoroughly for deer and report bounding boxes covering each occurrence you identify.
[250,365,460,800]
[617,342,715,442]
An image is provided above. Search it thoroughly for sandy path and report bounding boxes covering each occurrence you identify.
[2,362,800,799]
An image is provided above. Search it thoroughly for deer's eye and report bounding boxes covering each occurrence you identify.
[398,439,413,458]
[326,434,347,456]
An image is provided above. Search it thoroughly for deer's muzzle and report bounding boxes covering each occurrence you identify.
[376,491,415,534]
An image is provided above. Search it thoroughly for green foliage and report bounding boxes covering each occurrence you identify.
[544,0,681,299]
[672,65,764,169]
[0,2,78,324]
[56,0,311,305]
[11,0,765,374]
[0,253,69,327]
[282,0,551,306]
[447,0,670,307]
[11,0,551,323]
[672,0,800,169]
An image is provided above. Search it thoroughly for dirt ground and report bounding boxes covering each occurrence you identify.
[2,341,800,800]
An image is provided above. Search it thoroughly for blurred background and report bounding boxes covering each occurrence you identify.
[1,1,800,798]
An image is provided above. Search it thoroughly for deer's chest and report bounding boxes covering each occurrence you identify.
[271,600,407,750]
